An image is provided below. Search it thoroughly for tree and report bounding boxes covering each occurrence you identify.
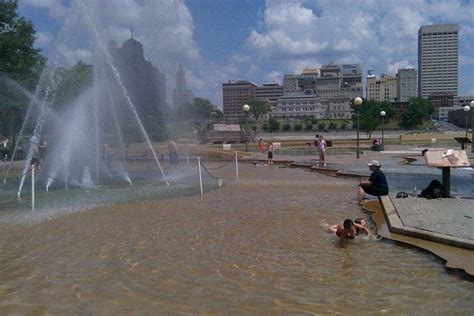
[268,117,280,132]
[0,1,44,140]
[400,97,433,130]
[173,98,219,123]
[355,99,395,138]
[248,99,269,120]
[54,61,94,108]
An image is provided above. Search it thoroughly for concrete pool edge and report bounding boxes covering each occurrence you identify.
[363,200,474,278]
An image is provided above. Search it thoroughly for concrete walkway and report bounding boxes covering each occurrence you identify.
[380,195,474,250]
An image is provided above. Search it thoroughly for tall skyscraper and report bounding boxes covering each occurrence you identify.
[418,24,459,98]
[172,64,193,107]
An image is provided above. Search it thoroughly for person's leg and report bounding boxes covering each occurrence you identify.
[357,185,366,202]
[321,150,326,166]
[328,224,340,233]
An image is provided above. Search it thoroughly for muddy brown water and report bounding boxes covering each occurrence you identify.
[0,163,473,314]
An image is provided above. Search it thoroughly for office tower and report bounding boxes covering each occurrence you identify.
[222,80,257,119]
[396,68,417,102]
[172,64,194,107]
[418,24,458,98]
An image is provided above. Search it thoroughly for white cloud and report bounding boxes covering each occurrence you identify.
[35,31,53,48]
[386,60,416,75]
[245,0,473,96]
[264,70,283,84]
[56,44,92,66]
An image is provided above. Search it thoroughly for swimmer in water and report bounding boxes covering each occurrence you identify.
[327,218,375,244]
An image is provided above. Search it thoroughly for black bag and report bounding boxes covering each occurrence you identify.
[419,180,445,199]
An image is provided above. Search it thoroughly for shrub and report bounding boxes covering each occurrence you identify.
[283,123,291,131]
[268,117,280,132]
[318,122,326,131]
[311,118,318,124]
[340,122,347,130]
[262,123,269,131]
[294,123,303,131]
[329,122,337,129]
[305,123,313,130]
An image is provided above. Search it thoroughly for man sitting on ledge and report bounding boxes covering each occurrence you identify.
[357,160,389,205]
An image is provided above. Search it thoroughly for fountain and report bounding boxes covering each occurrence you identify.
[10,0,169,199]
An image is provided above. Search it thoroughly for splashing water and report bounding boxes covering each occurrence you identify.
[13,0,170,200]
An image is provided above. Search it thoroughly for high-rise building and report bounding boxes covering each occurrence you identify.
[108,37,166,138]
[396,68,417,102]
[154,66,167,107]
[255,84,284,107]
[366,74,397,102]
[222,80,257,119]
[418,24,459,98]
[172,64,193,107]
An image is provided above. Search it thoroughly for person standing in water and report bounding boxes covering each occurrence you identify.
[168,138,178,165]
[317,134,327,166]
[258,138,265,153]
[267,141,273,164]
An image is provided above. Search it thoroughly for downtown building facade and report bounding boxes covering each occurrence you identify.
[108,37,167,138]
[273,63,361,119]
[222,80,257,120]
[366,73,397,102]
[222,81,284,120]
[418,24,459,99]
[396,68,417,102]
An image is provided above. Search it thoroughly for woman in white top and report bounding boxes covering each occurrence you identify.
[317,135,327,166]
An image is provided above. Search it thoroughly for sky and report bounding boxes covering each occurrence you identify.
[17,0,474,109]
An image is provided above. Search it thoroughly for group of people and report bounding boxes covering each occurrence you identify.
[328,159,389,244]
[257,139,274,164]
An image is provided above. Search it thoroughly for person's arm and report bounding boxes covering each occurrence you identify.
[355,223,373,236]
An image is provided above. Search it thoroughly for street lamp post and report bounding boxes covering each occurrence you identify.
[354,97,363,159]
[463,104,471,150]
[380,110,386,146]
[242,104,250,152]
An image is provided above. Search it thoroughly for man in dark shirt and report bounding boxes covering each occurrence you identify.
[357,160,389,204]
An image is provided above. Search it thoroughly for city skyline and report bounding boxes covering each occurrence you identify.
[18,0,474,108]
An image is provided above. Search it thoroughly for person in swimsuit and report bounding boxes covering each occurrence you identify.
[354,218,373,236]
[336,219,357,245]
[327,218,374,244]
